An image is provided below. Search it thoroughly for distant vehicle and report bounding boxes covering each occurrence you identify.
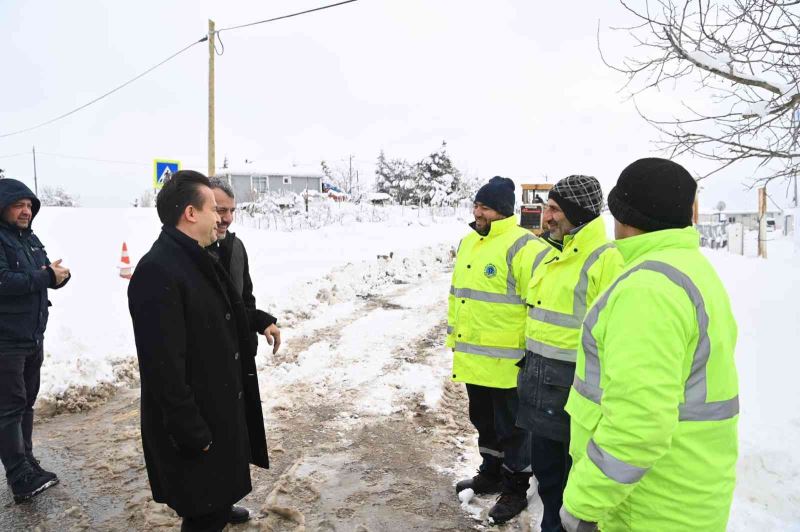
[519,183,553,235]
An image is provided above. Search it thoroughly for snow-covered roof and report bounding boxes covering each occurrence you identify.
[216,169,324,179]
[366,192,391,201]
[700,209,783,216]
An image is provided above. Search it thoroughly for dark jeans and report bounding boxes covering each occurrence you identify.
[0,346,44,482]
[532,435,572,532]
[466,383,531,493]
[181,506,230,532]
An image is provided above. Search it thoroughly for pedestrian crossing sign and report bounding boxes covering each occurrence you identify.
[153,159,181,189]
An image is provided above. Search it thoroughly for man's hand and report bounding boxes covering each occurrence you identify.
[48,259,70,285]
[262,323,281,354]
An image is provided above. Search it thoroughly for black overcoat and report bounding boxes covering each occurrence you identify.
[128,226,268,517]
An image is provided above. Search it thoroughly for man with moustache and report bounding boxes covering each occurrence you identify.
[0,178,70,503]
[207,178,281,356]
[516,175,622,532]
[128,170,268,531]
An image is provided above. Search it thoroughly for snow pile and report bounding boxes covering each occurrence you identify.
[704,238,800,531]
[31,206,467,399]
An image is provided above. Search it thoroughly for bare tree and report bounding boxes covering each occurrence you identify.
[604,0,800,190]
[139,189,154,208]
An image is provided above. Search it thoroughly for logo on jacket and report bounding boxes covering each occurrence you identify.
[484,264,497,278]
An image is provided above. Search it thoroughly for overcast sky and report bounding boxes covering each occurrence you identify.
[0,0,789,210]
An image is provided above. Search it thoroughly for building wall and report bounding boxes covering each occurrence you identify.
[220,173,322,200]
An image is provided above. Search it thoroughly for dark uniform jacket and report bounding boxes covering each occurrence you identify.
[0,179,69,353]
[128,226,268,517]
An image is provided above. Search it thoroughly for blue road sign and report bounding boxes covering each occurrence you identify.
[153,159,181,189]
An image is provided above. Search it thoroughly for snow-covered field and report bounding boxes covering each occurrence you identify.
[29,206,800,530]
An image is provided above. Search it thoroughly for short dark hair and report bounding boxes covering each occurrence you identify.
[208,177,235,199]
[156,170,212,226]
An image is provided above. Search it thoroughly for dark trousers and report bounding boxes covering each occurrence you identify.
[0,346,44,483]
[532,435,572,532]
[466,383,531,493]
[181,507,230,532]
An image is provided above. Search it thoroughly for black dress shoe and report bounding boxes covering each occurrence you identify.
[229,505,250,524]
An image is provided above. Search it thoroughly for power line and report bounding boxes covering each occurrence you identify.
[0,0,358,139]
[216,0,358,33]
[0,152,27,159]
[0,36,208,139]
[36,152,150,166]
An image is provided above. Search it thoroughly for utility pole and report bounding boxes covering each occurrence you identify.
[758,187,768,259]
[348,154,353,194]
[32,145,38,196]
[208,19,216,178]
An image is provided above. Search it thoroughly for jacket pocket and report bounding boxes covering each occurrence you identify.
[539,358,574,414]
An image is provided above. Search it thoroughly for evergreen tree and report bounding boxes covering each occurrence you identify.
[414,141,462,206]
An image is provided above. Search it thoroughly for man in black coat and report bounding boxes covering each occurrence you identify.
[207,178,281,356]
[128,171,269,532]
[0,178,70,503]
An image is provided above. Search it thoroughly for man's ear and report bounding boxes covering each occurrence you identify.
[183,204,197,223]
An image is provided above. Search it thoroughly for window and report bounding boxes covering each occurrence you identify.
[252,176,268,193]
[282,176,292,185]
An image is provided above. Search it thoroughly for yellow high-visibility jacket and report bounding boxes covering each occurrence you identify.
[525,217,623,363]
[564,227,739,531]
[447,215,549,388]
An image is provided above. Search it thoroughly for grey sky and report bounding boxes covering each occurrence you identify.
[0,0,786,210]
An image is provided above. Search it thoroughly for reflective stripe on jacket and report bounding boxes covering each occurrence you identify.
[448,215,549,388]
[564,227,739,531]
[524,217,623,363]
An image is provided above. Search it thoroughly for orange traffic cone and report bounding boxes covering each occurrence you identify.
[118,242,132,280]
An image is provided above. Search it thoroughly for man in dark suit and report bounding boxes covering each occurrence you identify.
[128,170,269,532]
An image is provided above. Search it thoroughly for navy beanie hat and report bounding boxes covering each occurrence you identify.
[608,158,697,232]
[474,176,515,217]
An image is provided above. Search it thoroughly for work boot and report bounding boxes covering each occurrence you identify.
[456,472,502,495]
[229,505,250,524]
[28,456,58,483]
[10,465,59,504]
[488,491,528,524]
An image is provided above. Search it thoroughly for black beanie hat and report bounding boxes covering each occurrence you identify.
[474,176,515,217]
[608,158,697,232]
[548,175,604,227]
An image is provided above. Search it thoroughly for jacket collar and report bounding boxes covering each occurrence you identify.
[614,226,700,264]
[560,216,607,252]
[162,225,235,308]
[468,214,518,239]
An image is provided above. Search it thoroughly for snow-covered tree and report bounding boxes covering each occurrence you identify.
[414,141,463,206]
[374,151,391,194]
[374,151,416,204]
[39,186,79,207]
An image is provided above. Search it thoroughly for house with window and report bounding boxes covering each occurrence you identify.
[214,168,323,200]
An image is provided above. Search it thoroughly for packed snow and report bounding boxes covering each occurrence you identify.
[27,205,800,530]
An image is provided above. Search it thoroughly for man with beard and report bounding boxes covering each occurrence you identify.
[516,175,622,532]
[128,170,269,531]
[0,178,70,503]
[205,178,280,524]
[448,176,550,524]
[207,178,280,357]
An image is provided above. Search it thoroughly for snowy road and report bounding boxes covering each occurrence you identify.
[2,245,535,531]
